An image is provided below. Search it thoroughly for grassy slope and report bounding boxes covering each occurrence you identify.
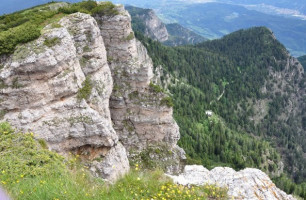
[0,122,227,200]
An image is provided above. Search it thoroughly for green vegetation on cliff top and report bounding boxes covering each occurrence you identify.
[0,1,118,56]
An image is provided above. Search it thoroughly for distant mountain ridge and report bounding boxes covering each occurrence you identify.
[111,0,306,57]
[125,5,207,46]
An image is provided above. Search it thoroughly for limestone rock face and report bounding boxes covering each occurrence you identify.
[130,8,169,42]
[0,12,129,181]
[167,165,296,200]
[95,5,185,174]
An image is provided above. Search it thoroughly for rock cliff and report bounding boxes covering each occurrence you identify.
[126,6,207,46]
[0,12,129,182]
[0,5,184,180]
[125,6,169,42]
[167,165,296,200]
[94,5,185,174]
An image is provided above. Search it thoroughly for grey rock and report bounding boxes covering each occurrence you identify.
[95,5,185,173]
[167,165,296,200]
[0,12,128,182]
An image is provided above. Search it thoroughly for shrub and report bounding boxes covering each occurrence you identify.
[77,77,93,101]
[160,96,174,107]
[91,2,119,16]
[125,32,134,41]
[149,82,163,93]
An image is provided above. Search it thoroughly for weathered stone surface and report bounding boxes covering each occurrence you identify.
[133,9,169,42]
[95,5,185,173]
[167,165,296,200]
[90,142,129,182]
[0,12,129,181]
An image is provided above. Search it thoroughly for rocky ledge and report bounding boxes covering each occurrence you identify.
[167,165,296,200]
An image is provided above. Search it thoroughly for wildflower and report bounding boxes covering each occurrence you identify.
[20,174,24,178]
[1,170,5,174]
[1,181,6,185]
[137,177,141,181]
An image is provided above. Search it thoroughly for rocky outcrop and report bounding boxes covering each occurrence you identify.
[0,5,185,180]
[125,6,168,42]
[126,6,206,46]
[0,12,129,182]
[94,5,185,174]
[167,165,296,200]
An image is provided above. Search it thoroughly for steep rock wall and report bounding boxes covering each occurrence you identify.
[0,13,129,182]
[94,5,185,174]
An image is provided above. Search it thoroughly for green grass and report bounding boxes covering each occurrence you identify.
[43,37,60,47]
[0,122,228,200]
[0,1,119,56]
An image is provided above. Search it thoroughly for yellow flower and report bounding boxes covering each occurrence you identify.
[1,170,5,174]
[1,181,6,185]
[137,177,141,181]
[20,190,24,194]
[20,174,24,178]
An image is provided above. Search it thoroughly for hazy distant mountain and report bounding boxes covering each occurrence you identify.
[0,0,80,15]
[219,0,306,14]
[1,0,306,56]
[112,0,306,57]
[126,5,206,46]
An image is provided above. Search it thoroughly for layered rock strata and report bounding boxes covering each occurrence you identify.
[94,5,185,174]
[0,12,129,181]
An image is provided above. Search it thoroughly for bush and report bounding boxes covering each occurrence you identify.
[125,32,135,41]
[91,2,119,16]
[77,77,93,101]
[160,96,174,107]
[149,82,163,93]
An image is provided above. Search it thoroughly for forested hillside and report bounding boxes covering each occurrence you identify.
[134,27,306,198]
[298,55,306,70]
[126,6,206,46]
